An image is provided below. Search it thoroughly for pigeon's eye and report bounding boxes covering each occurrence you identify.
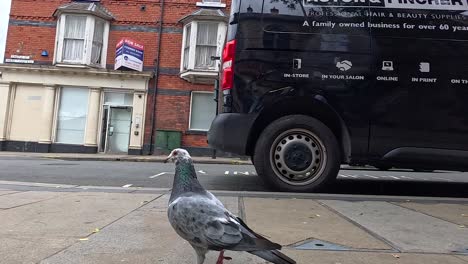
[173,151,178,156]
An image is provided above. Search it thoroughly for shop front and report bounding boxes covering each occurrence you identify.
[0,64,152,155]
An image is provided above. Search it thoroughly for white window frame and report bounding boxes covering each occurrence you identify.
[180,21,227,73]
[54,14,110,68]
[188,91,216,132]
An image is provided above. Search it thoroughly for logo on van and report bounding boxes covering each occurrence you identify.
[303,0,468,10]
[336,60,353,71]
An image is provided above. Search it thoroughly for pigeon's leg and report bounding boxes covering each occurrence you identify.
[215,250,232,264]
[191,245,207,264]
[216,250,225,264]
[196,253,205,264]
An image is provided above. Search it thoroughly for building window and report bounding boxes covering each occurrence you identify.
[104,92,134,106]
[189,92,217,131]
[63,15,86,63]
[55,14,110,67]
[183,25,192,70]
[179,9,227,83]
[56,87,89,144]
[91,19,105,65]
[180,21,227,83]
[182,21,223,71]
[195,22,218,69]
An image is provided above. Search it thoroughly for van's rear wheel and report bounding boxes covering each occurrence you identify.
[375,165,392,171]
[254,115,341,192]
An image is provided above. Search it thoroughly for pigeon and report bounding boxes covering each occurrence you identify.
[165,148,296,264]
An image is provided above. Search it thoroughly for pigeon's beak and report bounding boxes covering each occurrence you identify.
[164,153,172,163]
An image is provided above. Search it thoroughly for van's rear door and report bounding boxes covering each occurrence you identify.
[368,6,468,167]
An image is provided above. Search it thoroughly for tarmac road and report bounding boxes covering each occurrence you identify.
[0,156,467,198]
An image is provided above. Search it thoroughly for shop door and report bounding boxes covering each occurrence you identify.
[106,107,132,153]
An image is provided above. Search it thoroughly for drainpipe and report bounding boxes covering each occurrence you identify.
[148,0,165,155]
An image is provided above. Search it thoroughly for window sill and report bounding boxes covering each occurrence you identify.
[55,63,88,69]
[180,69,219,84]
[186,130,208,135]
[196,2,226,8]
[55,63,105,69]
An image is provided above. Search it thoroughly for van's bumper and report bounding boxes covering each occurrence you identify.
[208,113,257,155]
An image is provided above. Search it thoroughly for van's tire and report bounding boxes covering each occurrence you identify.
[413,169,434,173]
[375,165,392,171]
[253,115,341,192]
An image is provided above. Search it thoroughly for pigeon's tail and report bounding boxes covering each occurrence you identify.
[250,249,296,264]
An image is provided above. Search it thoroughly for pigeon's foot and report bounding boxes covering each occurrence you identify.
[215,250,232,264]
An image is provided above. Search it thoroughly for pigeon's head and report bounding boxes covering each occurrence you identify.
[164,148,192,164]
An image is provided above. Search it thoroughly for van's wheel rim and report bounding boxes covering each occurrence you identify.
[270,129,327,186]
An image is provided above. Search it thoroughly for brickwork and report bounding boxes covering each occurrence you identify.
[5,25,56,64]
[158,75,213,91]
[5,0,230,153]
[183,134,209,147]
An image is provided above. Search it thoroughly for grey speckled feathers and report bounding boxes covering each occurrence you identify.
[165,149,296,264]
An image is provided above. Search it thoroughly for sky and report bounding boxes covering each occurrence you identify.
[0,0,12,63]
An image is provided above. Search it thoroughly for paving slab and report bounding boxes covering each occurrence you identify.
[0,236,75,264]
[321,200,468,254]
[0,190,19,196]
[0,192,157,264]
[0,191,61,209]
[455,255,468,262]
[41,195,271,264]
[0,180,77,188]
[395,202,468,226]
[243,198,391,250]
[1,192,158,237]
[281,249,468,264]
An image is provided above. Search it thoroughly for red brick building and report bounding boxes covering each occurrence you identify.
[0,0,230,156]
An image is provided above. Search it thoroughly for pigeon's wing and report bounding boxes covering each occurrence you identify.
[168,194,280,252]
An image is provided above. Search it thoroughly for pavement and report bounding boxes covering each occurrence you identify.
[0,181,467,264]
[0,151,251,165]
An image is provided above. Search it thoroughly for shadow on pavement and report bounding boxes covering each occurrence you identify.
[203,174,468,198]
[328,179,468,198]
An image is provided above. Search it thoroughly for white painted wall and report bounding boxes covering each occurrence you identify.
[9,84,47,141]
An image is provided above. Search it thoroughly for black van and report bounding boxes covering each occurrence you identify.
[208,0,468,192]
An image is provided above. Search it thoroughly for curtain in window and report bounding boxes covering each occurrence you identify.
[195,23,218,69]
[56,88,89,144]
[190,92,217,131]
[63,16,86,62]
[183,25,191,70]
[91,19,105,65]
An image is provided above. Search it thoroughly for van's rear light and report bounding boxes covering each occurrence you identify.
[221,40,236,91]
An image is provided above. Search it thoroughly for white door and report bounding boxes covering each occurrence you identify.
[107,107,132,153]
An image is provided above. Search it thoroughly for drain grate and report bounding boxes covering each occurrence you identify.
[294,239,350,251]
[452,248,468,254]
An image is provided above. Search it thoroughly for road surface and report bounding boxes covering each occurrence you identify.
[0,156,467,197]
